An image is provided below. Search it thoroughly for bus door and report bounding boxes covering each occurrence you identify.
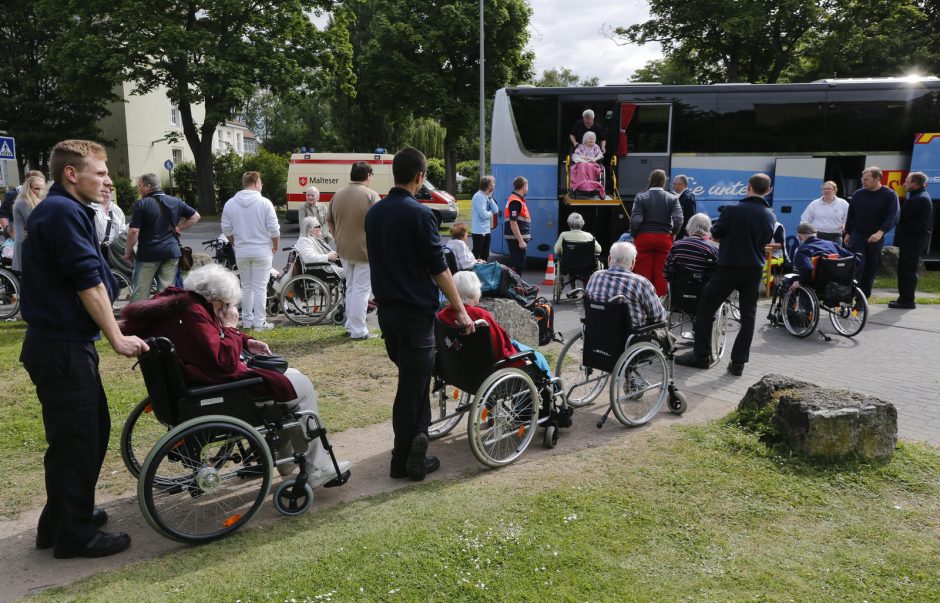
[772,157,826,237]
[616,102,672,201]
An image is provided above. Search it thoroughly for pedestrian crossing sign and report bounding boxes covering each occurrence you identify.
[0,137,15,160]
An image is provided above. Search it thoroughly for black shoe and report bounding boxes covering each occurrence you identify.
[888,300,916,309]
[675,352,711,369]
[52,531,131,559]
[406,433,430,481]
[727,362,744,376]
[37,508,108,550]
[390,455,440,479]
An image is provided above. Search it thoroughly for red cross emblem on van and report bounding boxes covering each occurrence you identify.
[298,176,308,186]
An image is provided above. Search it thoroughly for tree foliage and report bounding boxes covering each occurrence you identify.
[406,118,446,160]
[534,67,600,87]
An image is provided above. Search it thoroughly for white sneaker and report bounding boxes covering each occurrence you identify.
[309,460,351,488]
[253,321,276,331]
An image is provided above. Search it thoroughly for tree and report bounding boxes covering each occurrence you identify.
[0,2,118,178]
[62,1,352,214]
[534,67,599,87]
[365,0,534,192]
[406,118,446,159]
[630,57,698,84]
[609,0,821,83]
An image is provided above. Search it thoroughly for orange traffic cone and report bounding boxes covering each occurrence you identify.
[543,253,556,286]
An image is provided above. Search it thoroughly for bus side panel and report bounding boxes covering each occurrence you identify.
[671,156,775,225]
[491,162,557,261]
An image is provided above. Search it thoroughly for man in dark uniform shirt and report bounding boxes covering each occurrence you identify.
[365,147,474,481]
[672,174,697,239]
[890,171,933,309]
[569,109,606,153]
[20,140,148,559]
[844,166,899,298]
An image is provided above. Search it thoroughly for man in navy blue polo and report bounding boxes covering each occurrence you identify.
[365,148,474,482]
[845,166,899,298]
[20,140,149,559]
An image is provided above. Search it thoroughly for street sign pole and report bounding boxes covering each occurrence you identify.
[164,159,175,195]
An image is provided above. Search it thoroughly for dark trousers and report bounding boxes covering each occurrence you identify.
[817,232,843,243]
[693,266,762,364]
[20,338,109,553]
[472,233,492,262]
[377,307,435,468]
[506,238,527,274]
[897,238,928,303]
[848,231,884,298]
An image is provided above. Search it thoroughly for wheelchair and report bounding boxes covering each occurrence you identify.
[122,337,350,544]
[277,250,347,325]
[426,318,573,466]
[768,255,868,339]
[553,239,600,303]
[566,157,607,200]
[663,269,728,365]
[0,257,20,320]
[554,296,687,427]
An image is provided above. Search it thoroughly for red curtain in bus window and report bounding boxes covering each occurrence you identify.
[618,103,637,156]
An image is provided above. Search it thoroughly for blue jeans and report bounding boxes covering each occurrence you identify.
[131,258,178,302]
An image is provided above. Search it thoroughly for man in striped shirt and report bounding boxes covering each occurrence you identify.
[663,213,719,282]
[586,241,665,329]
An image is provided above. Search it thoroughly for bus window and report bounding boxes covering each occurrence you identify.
[825,88,940,153]
[671,93,718,153]
[717,91,825,153]
[624,105,670,153]
[509,95,557,154]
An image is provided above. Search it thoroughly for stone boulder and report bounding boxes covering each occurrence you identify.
[477,298,539,348]
[191,252,214,270]
[878,246,900,278]
[738,374,897,461]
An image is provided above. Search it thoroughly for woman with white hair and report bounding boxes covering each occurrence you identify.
[570,132,606,197]
[663,212,719,282]
[437,271,552,376]
[121,263,350,484]
[553,212,602,256]
[294,216,344,278]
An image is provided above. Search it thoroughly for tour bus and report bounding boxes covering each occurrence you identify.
[285,152,459,224]
[489,78,940,261]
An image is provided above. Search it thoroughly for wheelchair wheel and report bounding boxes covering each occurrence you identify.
[543,424,558,449]
[553,270,562,303]
[120,397,171,478]
[609,342,668,427]
[330,304,345,325]
[727,290,741,322]
[280,274,334,325]
[468,368,539,468]
[0,268,20,320]
[711,303,729,363]
[668,388,688,414]
[781,286,819,338]
[828,286,868,337]
[428,383,469,440]
[272,478,313,516]
[111,270,132,314]
[138,415,272,544]
[554,331,608,408]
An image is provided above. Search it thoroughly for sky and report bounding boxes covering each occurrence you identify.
[526,0,662,84]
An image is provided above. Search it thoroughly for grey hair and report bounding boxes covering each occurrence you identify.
[673,174,688,186]
[567,212,585,230]
[582,109,595,119]
[581,131,597,144]
[609,241,637,269]
[686,213,712,237]
[305,186,320,196]
[137,173,160,191]
[300,216,320,238]
[452,270,482,305]
[183,263,242,305]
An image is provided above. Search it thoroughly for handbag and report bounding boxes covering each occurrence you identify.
[153,194,193,271]
[243,352,289,373]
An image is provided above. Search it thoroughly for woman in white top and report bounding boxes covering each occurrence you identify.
[445,222,482,271]
[294,217,344,278]
[800,180,849,243]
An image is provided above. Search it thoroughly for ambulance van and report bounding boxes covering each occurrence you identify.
[285,152,459,225]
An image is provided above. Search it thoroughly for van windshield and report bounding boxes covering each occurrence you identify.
[423,179,439,191]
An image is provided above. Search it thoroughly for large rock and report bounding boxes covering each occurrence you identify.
[738,374,897,461]
[192,252,214,270]
[878,246,927,279]
[477,298,539,347]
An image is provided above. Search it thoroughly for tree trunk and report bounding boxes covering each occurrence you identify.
[178,97,218,215]
[443,132,457,194]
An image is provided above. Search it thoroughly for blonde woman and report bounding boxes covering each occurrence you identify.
[12,174,47,273]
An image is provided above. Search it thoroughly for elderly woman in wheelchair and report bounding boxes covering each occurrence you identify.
[120,263,350,543]
[433,271,572,464]
[570,131,606,199]
[276,216,347,325]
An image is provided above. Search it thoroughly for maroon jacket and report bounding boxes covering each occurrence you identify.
[120,288,296,401]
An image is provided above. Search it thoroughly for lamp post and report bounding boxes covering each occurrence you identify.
[479,0,485,179]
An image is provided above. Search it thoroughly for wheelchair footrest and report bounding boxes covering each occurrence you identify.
[323,469,351,488]
[551,405,574,429]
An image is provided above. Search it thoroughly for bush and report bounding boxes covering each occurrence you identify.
[456,160,483,194]
[111,176,138,214]
[172,161,199,207]
[213,151,244,213]
[243,149,289,207]
[425,158,445,188]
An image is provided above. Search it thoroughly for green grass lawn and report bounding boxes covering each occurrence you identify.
[35,419,940,601]
[874,269,940,293]
[0,322,396,519]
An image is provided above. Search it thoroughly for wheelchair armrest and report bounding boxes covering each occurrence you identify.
[184,377,264,398]
[632,321,666,336]
[494,350,537,368]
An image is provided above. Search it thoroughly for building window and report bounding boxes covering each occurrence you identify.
[172,148,183,166]
[170,103,181,127]
[236,133,242,151]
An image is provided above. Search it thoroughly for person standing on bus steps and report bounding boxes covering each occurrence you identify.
[676,173,775,377]
[800,181,848,243]
[631,169,683,296]
[503,176,530,275]
[673,175,697,239]
[844,166,899,298]
[569,109,606,153]
[327,161,380,339]
[471,175,499,261]
[890,171,933,309]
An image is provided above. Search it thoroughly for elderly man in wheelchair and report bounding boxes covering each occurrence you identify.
[768,222,868,339]
[552,212,602,302]
[276,216,347,325]
[433,271,573,464]
[555,241,687,427]
[120,264,350,543]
